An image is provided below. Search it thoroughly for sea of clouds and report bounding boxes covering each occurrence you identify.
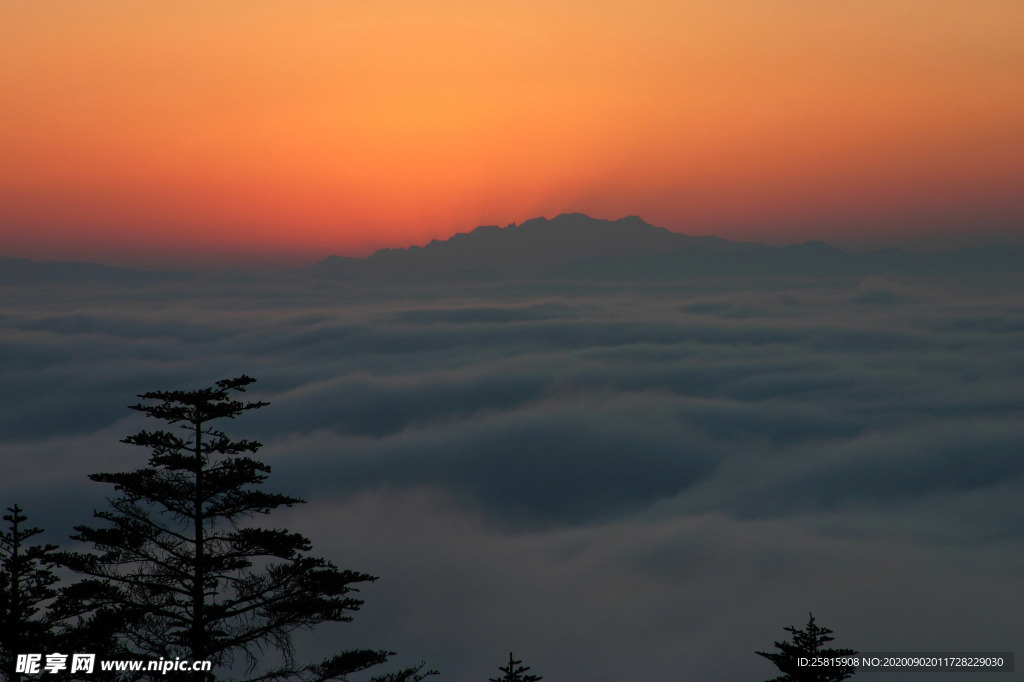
[1,272,1021,680]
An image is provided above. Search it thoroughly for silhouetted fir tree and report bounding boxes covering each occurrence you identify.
[56,376,435,682]
[756,613,857,682]
[488,652,541,682]
[0,505,61,682]
[1,505,122,682]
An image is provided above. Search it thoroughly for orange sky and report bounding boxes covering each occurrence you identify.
[2,0,1022,267]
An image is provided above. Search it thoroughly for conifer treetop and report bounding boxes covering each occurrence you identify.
[488,652,542,682]
[756,613,857,682]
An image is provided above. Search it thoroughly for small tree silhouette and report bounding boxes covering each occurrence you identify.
[756,613,856,681]
[488,652,542,682]
[1,505,61,682]
[2,505,122,681]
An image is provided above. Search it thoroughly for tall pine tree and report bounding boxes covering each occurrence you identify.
[57,376,434,682]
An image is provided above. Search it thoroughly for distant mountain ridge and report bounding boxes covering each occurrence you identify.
[310,214,749,279]
[0,256,189,286]
[4,214,1021,284]
[309,213,1023,281]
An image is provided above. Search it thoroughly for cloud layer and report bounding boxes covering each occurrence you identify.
[1,273,1022,680]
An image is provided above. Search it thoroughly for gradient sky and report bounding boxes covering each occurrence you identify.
[2,1,1023,266]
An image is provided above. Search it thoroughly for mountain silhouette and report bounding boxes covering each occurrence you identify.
[0,256,188,286]
[4,215,1020,283]
[309,213,1023,281]
[309,214,747,280]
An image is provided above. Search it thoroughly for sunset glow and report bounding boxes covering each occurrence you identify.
[2,0,1022,266]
